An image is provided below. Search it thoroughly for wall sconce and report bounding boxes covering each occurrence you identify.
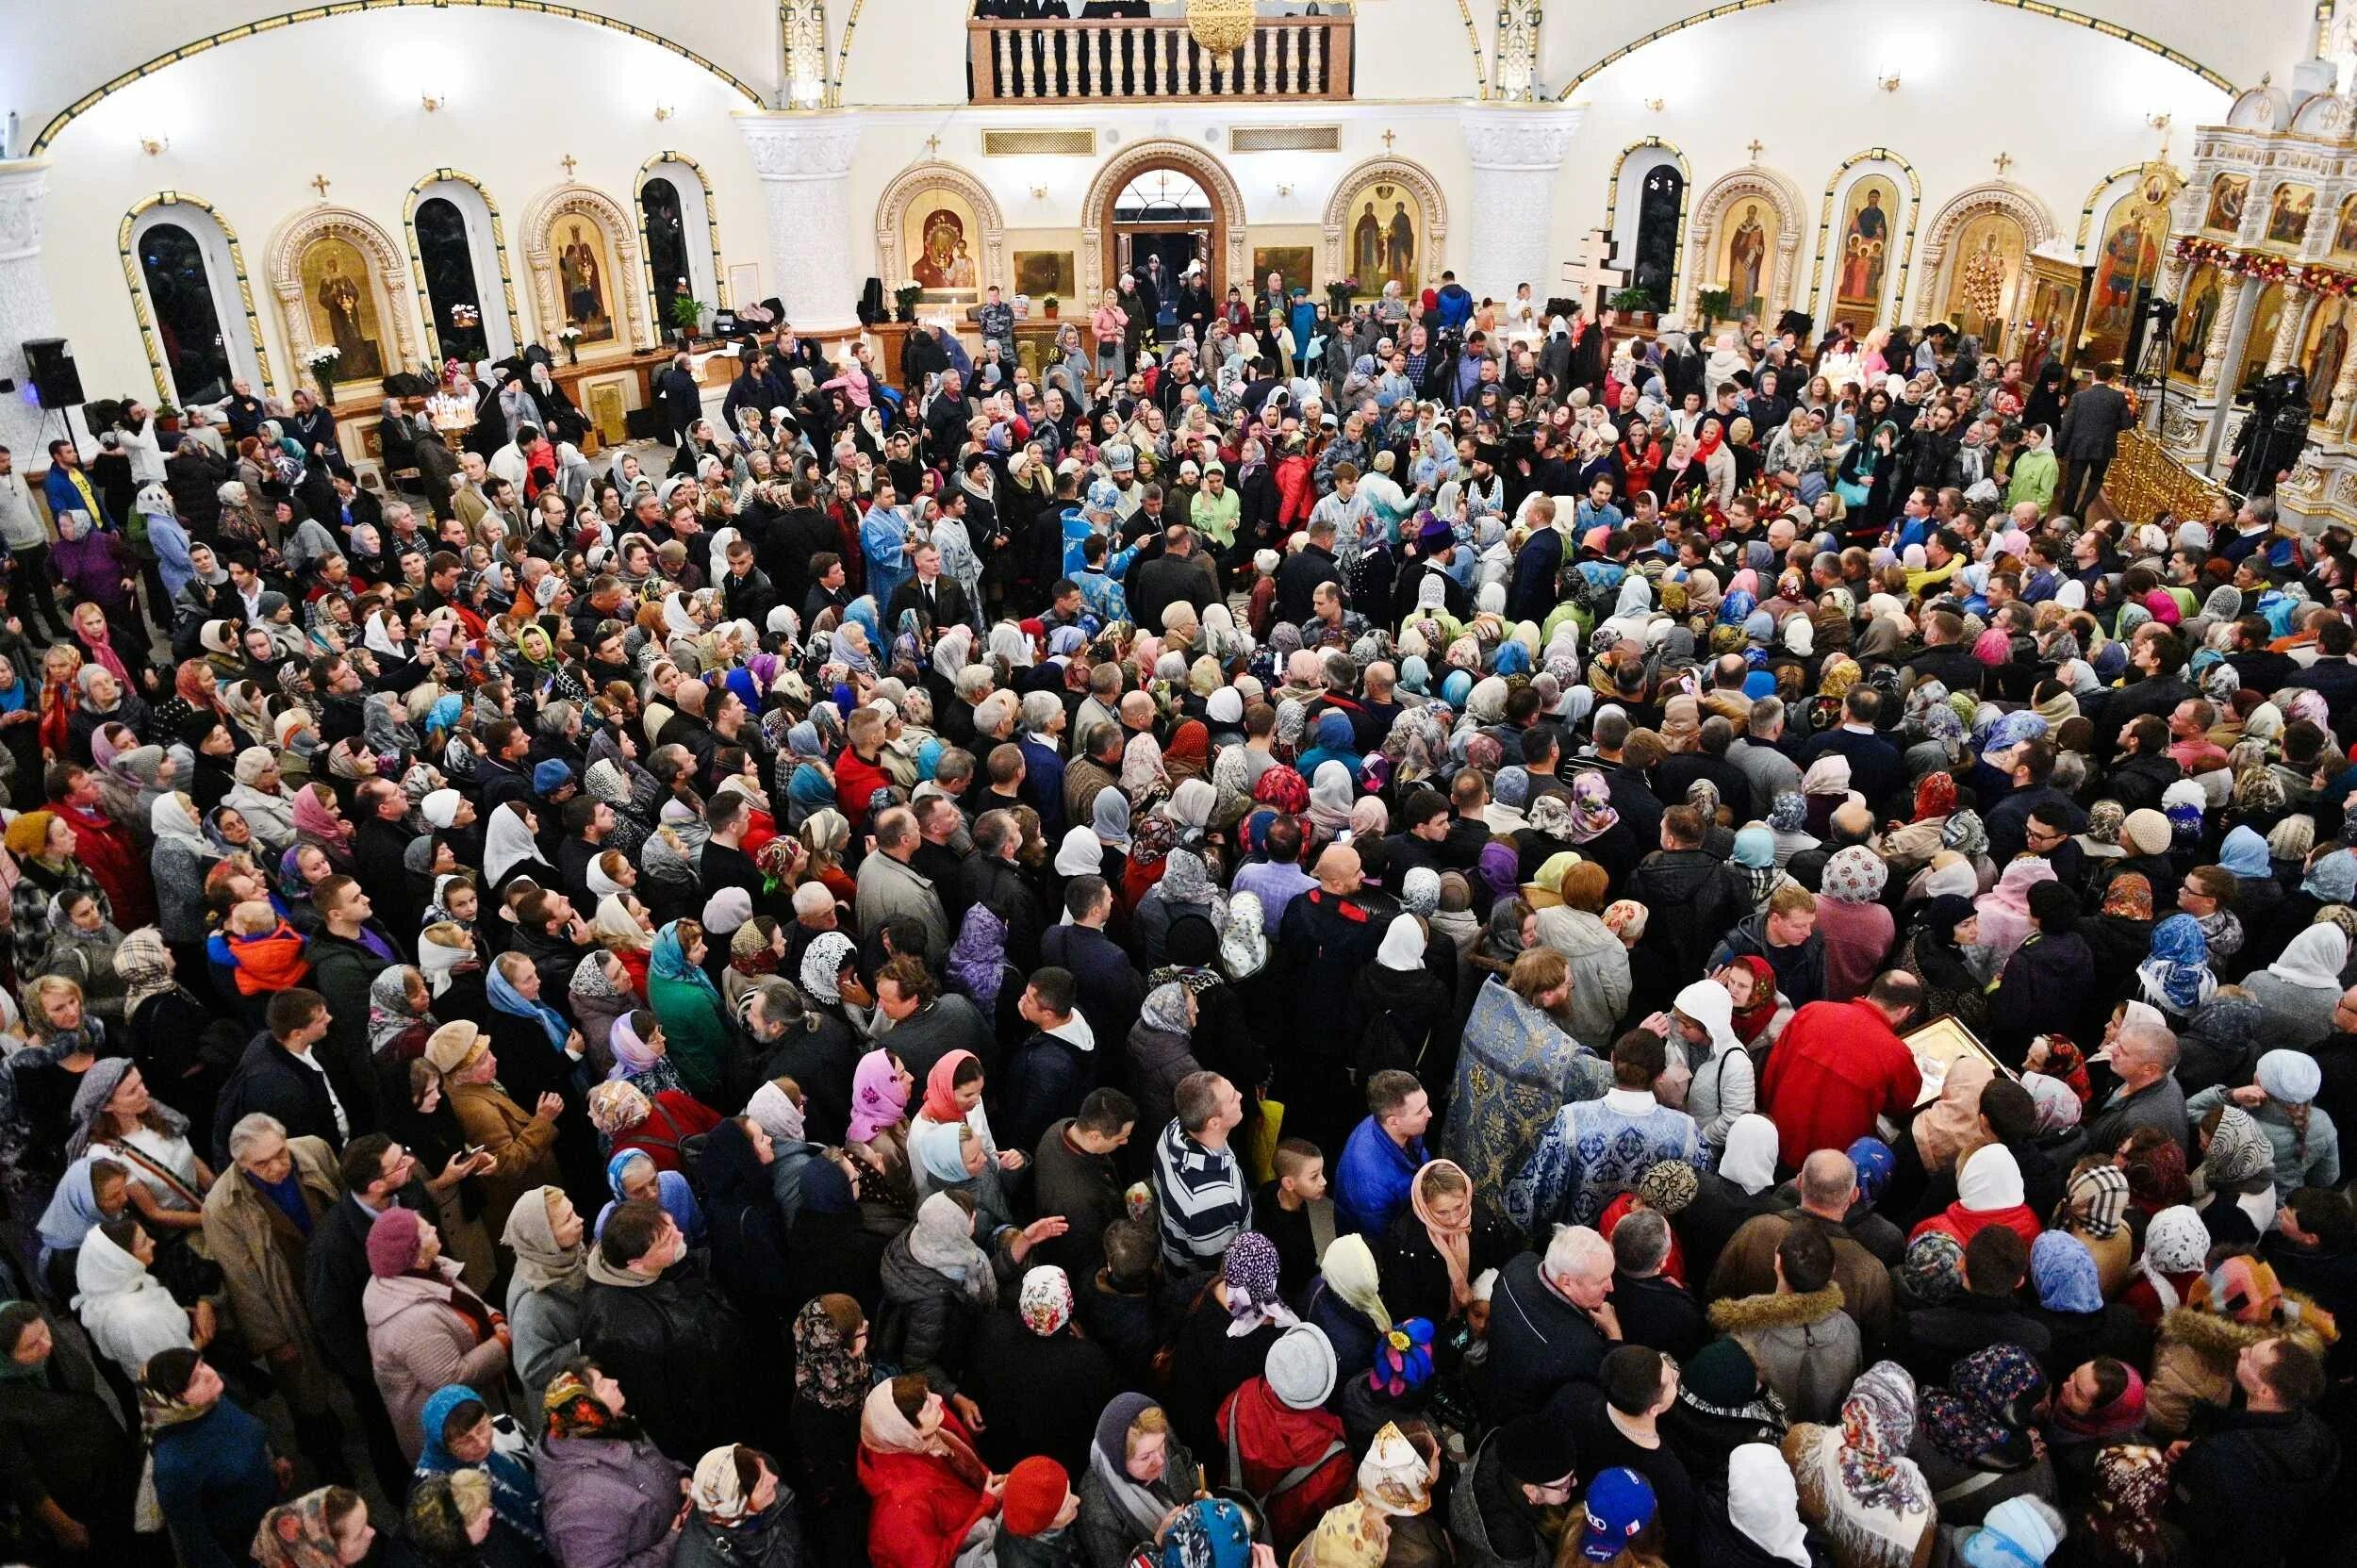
[1877,71,1901,92]
[1642,97,1664,112]
[420,90,448,112]
[654,103,675,122]
[1277,183,1294,198]
[1030,185,1047,200]
[139,133,170,157]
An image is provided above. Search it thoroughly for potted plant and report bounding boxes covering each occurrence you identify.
[893,282,923,323]
[668,294,709,344]
[153,403,183,437]
[1609,286,1656,327]
[1696,287,1734,328]
[1042,292,1060,321]
[1327,275,1360,315]
[301,344,340,404]
[556,324,584,365]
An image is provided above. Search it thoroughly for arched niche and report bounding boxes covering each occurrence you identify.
[638,153,727,333]
[119,193,272,405]
[520,183,654,355]
[267,206,420,396]
[406,170,521,366]
[1682,165,1805,325]
[1321,157,1449,297]
[874,160,1008,307]
[1810,150,1921,331]
[1912,182,2057,335]
[1080,139,1247,296]
[1606,140,1689,315]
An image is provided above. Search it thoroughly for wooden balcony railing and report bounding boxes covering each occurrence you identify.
[967,15,1354,103]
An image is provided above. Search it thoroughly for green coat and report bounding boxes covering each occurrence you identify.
[646,969,733,1102]
[2006,447,2058,512]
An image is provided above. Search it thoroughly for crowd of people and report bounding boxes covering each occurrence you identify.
[0,270,2345,1568]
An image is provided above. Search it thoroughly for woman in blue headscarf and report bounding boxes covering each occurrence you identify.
[645,918,733,1103]
[34,1153,125,1289]
[596,1147,705,1246]
[2136,913,2217,1019]
[413,1381,546,1564]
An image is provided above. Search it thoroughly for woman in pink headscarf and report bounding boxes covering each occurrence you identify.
[1973,856,2056,969]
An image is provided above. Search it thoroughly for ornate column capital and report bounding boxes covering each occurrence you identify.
[0,161,51,266]
[733,112,862,182]
[1457,106,1583,172]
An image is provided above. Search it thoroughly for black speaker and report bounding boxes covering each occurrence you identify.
[21,338,81,408]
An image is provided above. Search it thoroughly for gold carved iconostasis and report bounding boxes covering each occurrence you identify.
[522,183,654,361]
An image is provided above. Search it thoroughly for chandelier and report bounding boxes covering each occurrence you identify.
[1186,0,1256,56]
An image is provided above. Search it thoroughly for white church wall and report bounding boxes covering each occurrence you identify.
[1351,0,1490,102]
[1,0,784,149]
[38,8,771,404]
[1535,0,2301,108]
[1543,0,2232,326]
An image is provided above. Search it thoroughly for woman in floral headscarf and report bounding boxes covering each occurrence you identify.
[1815,846,1892,1003]
[1784,1362,1933,1568]
[1908,1345,2055,1528]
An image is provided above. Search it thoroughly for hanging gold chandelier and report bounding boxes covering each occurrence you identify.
[1186,0,1257,56]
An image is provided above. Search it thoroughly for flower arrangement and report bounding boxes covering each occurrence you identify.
[1327,275,1360,311]
[2171,234,2336,291]
[301,344,341,372]
[556,324,584,342]
[449,303,482,329]
[894,281,924,320]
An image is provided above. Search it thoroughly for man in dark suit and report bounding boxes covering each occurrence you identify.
[654,351,702,448]
[1798,686,1906,817]
[885,540,973,637]
[1275,517,1344,626]
[2055,360,2134,519]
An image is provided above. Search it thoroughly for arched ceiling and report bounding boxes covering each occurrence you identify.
[1537,0,2315,102]
[2,0,782,154]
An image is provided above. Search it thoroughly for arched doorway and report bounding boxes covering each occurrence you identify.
[1082,140,1246,308]
[1110,168,1211,338]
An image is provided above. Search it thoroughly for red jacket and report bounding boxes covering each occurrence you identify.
[51,799,154,932]
[1758,999,1921,1163]
[834,745,892,833]
[859,1410,995,1568]
[1273,454,1314,532]
[608,1090,721,1173]
[1910,1202,2042,1251]
[1216,1377,1352,1555]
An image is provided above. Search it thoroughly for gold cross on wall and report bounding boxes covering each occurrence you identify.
[310,173,331,199]
[560,154,578,178]
[925,134,942,158]
[1746,139,1764,161]
[1381,128,1396,153]
[1992,151,2014,176]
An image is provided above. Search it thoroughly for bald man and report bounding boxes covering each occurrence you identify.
[1706,1148,1896,1351]
[1276,843,1386,1148]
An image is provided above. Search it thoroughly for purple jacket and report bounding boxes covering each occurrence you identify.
[50,526,135,614]
[539,1433,686,1568]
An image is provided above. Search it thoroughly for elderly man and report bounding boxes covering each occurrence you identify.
[856,804,949,958]
[2084,1015,2189,1153]
[1488,1224,1620,1420]
[203,1113,349,1478]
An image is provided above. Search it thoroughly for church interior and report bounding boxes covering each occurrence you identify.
[3,0,2353,516]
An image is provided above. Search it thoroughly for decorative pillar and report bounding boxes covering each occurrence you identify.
[734,112,865,339]
[0,162,58,463]
[2269,289,2316,371]
[2197,275,2248,401]
[1458,106,1584,304]
[781,0,829,109]
[1493,3,1542,102]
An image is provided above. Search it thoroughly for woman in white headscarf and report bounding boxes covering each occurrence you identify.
[1307,759,1357,838]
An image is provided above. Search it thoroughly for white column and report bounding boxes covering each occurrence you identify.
[0,161,58,461]
[1458,106,1584,304]
[733,113,865,338]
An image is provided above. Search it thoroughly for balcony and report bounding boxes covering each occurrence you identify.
[967,14,1354,104]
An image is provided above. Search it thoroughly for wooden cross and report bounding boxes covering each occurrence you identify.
[1746,139,1764,161]
[925,134,942,158]
[1560,227,1629,314]
[560,154,578,178]
[309,173,331,200]
[1992,151,2014,176]
[1381,128,1396,153]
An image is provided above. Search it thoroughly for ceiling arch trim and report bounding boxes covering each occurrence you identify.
[33,0,765,157]
[1557,0,2235,103]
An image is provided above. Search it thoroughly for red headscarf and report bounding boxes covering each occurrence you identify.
[1725,954,1779,1045]
[922,1049,978,1125]
[1913,771,1958,823]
